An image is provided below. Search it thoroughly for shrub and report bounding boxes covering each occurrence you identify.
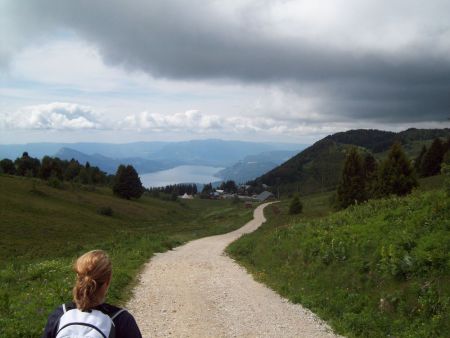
[47,177,63,189]
[289,195,303,214]
[97,206,113,216]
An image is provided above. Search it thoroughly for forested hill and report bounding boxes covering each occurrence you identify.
[251,128,450,194]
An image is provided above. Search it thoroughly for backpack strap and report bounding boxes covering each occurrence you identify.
[62,303,66,313]
[110,309,127,325]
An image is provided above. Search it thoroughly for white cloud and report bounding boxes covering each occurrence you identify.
[118,110,340,137]
[1,102,101,130]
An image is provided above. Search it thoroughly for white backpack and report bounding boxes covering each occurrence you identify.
[56,303,126,338]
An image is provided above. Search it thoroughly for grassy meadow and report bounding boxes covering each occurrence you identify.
[0,174,253,337]
[227,177,449,337]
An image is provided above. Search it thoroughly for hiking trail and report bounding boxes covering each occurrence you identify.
[127,202,340,337]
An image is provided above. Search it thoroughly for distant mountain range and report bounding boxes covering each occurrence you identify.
[55,148,173,174]
[251,128,450,195]
[0,139,305,175]
[214,150,300,183]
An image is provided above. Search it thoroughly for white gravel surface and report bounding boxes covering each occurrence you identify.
[127,202,341,338]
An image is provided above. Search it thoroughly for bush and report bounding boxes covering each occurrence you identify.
[97,206,113,216]
[289,195,303,214]
[47,177,63,189]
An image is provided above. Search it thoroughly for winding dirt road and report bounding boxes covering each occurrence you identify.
[127,202,340,337]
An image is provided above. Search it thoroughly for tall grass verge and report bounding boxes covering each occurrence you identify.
[227,189,449,337]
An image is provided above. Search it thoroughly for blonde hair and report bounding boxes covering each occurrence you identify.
[72,250,112,311]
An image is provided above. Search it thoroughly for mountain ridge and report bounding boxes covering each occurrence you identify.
[251,128,450,195]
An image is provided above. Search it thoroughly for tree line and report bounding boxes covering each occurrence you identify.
[147,183,198,196]
[0,152,145,200]
[0,152,110,185]
[336,137,450,209]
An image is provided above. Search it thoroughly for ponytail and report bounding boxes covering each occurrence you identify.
[72,250,112,311]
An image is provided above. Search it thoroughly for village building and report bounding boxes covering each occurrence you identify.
[254,191,275,202]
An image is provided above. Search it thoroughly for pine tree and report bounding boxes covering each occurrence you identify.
[14,152,40,177]
[113,165,144,199]
[0,158,16,174]
[377,142,417,197]
[289,195,303,214]
[421,138,445,177]
[337,148,366,209]
[362,153,378,199]
[202,183,213,193]
[414,145,427,176]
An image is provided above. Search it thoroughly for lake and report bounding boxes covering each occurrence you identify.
[140,165,223,188]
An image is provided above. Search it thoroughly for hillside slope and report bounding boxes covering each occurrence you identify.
[227,187,449,337]
[252,128,450,194]
[214,150,299,183]
[0,175,253,337]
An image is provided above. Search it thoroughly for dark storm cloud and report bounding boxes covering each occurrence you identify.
[2,0,450,123]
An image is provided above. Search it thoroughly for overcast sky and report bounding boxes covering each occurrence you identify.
[1,0,449,144]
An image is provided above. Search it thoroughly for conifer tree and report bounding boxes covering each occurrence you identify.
[202,183,213,194]
[362,153,378,199]
[337,148,366,209]
[113,165,144,199]
[14,152,40,177]
[289,195,303,214]
[0,158,15,174]
[377,142,417,197]
[421,138,445,177]
[414,145,427,176]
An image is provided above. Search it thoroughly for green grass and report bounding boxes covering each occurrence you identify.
[228,183,449,337]
[0,175,253,337]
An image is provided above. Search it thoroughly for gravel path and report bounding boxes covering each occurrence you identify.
[127,202,341,338]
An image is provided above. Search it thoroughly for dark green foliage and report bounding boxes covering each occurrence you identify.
[219,180,238,193]
[39,156,63,180]
[399,128,450,143]
[63,159,81,181]
[377,143,417,197]
[113,165,144,199]
[362,153,378,198]
[202,182,213,194]
[147,183,197,196]
[2,153,108,186]
[414,145,427,175]
[327,129,397,152]
[0,159,15,174]
[421,138,445,177]
[228,190,450,337]
[337,148,366,209]
[289,195,303,214]
[97,206,113,216]
[14,152,40,177]
[47,176,63,189]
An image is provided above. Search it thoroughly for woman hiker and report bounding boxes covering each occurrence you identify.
[42,250,142,338]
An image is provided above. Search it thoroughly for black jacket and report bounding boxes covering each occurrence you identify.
[41,302,142,338]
